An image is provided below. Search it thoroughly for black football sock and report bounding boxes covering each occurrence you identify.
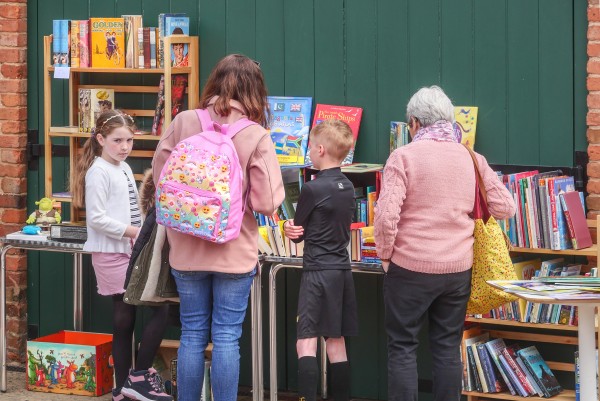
[298,356,319,401]
[330,361,350,401]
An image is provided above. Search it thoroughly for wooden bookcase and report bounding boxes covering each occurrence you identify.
[462,216,599,401]
[42,34,199,221]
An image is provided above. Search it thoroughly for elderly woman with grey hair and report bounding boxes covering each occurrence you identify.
[374,86,516,401]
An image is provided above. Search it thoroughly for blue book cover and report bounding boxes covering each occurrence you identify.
[267,96,313,166]
[52,20,61,66]
[164,16,189,67]
[551,176,575,249]
[516,346,562,397]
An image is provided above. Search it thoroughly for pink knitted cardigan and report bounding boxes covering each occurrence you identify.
[374,141,516,274]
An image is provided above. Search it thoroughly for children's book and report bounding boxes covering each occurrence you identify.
[559,191,592,249]
[78,20,90,68]
[306,104,363,166]
[90,18,125,68]
[164,16,190,67]
[516,346,562,397]
[390,121,409,153]
[548,176,575,250]
[52,20,69,67]
[454,106,478,149]
[267,96,313,166]
[158,13,186,68]
[78,88,114,133]
[484,338,517,395]
[123,15,142,68]
[152,74,188,136]
[70,20,80,68]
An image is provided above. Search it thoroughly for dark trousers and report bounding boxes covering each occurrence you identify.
[383,263,471,401]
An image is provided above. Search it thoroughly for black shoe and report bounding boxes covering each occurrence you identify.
[112,388,135,401]
[120,368,173,401]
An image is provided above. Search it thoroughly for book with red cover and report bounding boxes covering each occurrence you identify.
[152,74,188,136]
[559,191,592,249]
[306,104,363,166]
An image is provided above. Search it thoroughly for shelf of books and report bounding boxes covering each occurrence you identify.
[43,15,198,222]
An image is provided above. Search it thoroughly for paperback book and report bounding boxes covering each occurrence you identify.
[516,346,562,397]
[267,96,313,166]
[152,74,188,136]
[164,16,190,67]
[78,89,114,133]
[90,18,125,68]
[454,106,478,149]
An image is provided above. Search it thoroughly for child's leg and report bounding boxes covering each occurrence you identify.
[112,294,136,388]
[297,338,319,401]
[326,337,350,401]
[135,305,170,370]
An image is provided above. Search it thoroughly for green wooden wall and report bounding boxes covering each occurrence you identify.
[25,0,587,399]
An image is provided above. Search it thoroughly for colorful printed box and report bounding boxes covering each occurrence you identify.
[27,331,113,396]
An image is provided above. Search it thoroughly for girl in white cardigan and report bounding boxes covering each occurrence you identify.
[70,110,171,401]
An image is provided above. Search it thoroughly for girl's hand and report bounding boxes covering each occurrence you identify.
[284,219,304,239]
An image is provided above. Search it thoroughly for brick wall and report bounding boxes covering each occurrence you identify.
[590,1,600,214]
[0,0,28,366]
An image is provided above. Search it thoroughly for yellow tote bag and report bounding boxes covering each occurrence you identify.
[464,146,518,315]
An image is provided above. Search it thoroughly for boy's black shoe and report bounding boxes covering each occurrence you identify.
[112,388,135,401]
[120,368,173,401]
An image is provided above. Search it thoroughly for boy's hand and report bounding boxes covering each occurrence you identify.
[284,219,304,239]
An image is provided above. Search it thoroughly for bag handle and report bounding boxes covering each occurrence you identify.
[462,144,490,221]
[195,108,256,139]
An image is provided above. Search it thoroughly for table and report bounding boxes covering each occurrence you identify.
[265,256,382,401]
[0,235,264,401]
[488,280,600,401]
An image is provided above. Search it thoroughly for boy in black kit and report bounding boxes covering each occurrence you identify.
[284,119,358,401]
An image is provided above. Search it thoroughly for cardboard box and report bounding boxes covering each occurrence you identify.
[27,330,113,396]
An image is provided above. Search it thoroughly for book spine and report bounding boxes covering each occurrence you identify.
[516,356,544,396]
[78,20,89,68]
[485,345,516,395]
[60,20,69,67]
[520,356,551,397]
[559,194,578,249]
[124,16,134,68]
[158,13,164,68]
[152,75,165,135]
[150,27,157,68]
[137,27,144,69]
[143,27,151,69]
[70,20,80,68]
[466,346,483,393]
[498,354,528,397]
[52,20,60,67]
[476,344,500,392]
[500,348,535,395]
[539,183,550,248]
[548,178,559,250]
[471,344,489,392]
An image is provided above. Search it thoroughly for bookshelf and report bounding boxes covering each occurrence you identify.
[42,34,199,221]
[462,216,600,401]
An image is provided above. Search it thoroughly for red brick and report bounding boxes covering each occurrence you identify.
[590,6,600,22]
[589,59,600,74]
[590,144,600,161]
[588,162,600,178]
[0,79,26,93]
[0,48,26,63]
[0,194,26,208]
[1,149,25,164]
[587,111,600,126]
[1,177,27,193]
[1,93,26,107]
[5,254,27,272]
[587,195,600,210]
[589,93,600,109]
[588,129,600,143]
[6,302,27,320]
[588,179,600,194]
[0,223,25,237]
[589,43,600,57]
[0,135,28,148]
[0,19,27,32]
[0,63,26,79]
[0,162,26,177]
[2,208,27,223]
[0,107,26,120]
[0,32,26,47]
[0,120,27,134]
[0,4,26,19]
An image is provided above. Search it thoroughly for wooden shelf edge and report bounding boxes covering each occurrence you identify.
[510,244,597,257]
[462,389,574,401]
[47,66,191,74]
[465,317,579,331]
[49,130,161,141]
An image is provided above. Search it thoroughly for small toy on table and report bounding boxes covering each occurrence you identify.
[22,225,42,235]
[26,197,61,230]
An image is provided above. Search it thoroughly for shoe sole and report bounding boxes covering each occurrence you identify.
[120,388,172,401]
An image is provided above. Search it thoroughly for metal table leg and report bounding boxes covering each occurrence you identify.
[0,245,12,392]
[251,264,264,401]
[73,253,83,331]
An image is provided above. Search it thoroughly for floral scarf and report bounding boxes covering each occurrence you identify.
[411,120,460,143]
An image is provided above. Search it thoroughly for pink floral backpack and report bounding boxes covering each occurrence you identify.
[155,109,256,243]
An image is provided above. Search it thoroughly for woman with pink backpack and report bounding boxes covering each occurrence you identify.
[152,54,284,401]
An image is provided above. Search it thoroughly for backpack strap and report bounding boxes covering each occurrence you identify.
[195,108,257,138]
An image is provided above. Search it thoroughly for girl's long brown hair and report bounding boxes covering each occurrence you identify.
[70,110,136,208]
[199,54,270,128]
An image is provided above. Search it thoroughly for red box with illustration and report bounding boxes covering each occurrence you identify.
[27,330,113,396]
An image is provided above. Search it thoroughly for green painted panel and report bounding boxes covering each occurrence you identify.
[574,0,588,153]
[283,0,314,97]
[539,0,573,167]
[314,0,344,104]
[377,0,409,163]
[507,0,540,165]
[256,0,285,95]
[199,0,226,88]
[473,0,508,163]
[346,0,378,163]
[226,0,256,57]
[408,0,440,92]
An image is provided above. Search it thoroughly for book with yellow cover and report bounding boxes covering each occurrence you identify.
[90,18,125,68]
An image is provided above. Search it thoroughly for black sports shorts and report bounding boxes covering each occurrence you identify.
[297,269,358,339]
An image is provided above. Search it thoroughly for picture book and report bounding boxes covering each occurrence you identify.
[90,18,125,68]
[153,74,188,136]
[123,15,142,68]
[164,16,189,67]
[454,106,478,149]
[52,20,69,67]
[70,20,79,68]
[151,75,165,135]
[78,89,114,133]
[308,104,363,165]
[78,20,90,68]
[516,346,562,397]
[559,191,592,249]
[158,13,186,68]
[268,96,313,166]
[501,344,536,396]
[548,176,575,250]
[484,338,517,395]
[390,121,409,153]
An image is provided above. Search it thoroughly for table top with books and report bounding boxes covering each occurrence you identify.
[1,230,85,250]
[488,277,600,303]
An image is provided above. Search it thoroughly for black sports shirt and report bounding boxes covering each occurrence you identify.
[292,167,355,270]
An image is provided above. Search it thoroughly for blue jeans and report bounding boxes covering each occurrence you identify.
[171,268,255,401]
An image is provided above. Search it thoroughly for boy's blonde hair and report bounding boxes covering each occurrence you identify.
[310,119,354,163]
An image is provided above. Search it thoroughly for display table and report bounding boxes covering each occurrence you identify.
[0,234,265,401]
[488,280,600,401]
[265,256,382,401]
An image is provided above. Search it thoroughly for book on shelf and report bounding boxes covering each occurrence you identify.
[52,20,69,67]
[49,126,79,133]
[152,74,188,136]
[306,104,363,166]
[454,106,478,150]
[390,121,409,152]
[149,27,157,69]
[548,176,575,250]
[123,15,142,68]
[70,20,80,68]
[164,16,190,67]
[158,13,186,68]
[142,27,151,69]
[267,96,313,166]
[137,26,144,69]
[559,191,592,249]
[461,326,482,391]
[500,344,536,396]
[476,342,504,393]
[78,88,114,133]
[515,355,544,396]
[78,20,90,68]
[484,338,517,395]
[471,340,490,392]
[90,18,125,68]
